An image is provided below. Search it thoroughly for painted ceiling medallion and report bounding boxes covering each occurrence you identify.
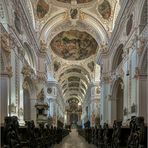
[98,0,111,20]
[50,30,97,60]
[37,0,49,19]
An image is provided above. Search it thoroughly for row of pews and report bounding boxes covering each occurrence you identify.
[1,116,70,148]
[78,116,147,148]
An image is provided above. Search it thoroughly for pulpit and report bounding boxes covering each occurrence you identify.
[35,88,49,124]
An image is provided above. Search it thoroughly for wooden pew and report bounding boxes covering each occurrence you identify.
[1,116,70,148]
[77,117,147,148]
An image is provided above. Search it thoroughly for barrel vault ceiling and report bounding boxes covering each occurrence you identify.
[28,0,120,109]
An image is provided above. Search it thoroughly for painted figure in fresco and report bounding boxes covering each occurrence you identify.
[98,0,111,20]
[37,0,49,19]
[51,30,97,60]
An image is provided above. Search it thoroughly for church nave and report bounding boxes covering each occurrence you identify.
[54,129,96,148]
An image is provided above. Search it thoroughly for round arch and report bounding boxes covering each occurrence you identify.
[58,65,91,81]
[110,77,124,122]
[39,12,109,45]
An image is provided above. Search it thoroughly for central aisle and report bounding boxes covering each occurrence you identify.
[54,129,96,148]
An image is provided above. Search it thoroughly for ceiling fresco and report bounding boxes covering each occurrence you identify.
[98,0,111,20]
[50,30,98,60]
[37,0,49,19]
[56,0,93,4]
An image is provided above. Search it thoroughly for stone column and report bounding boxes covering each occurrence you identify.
[0,73,11,125]
[1,31,12,124]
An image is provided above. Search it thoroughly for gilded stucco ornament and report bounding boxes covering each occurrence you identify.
[21,65,33,77]
[1,33,11,53]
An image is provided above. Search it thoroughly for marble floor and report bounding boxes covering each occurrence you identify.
[53,129,96,148]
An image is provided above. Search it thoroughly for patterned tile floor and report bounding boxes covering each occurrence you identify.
[54,129,96,148]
